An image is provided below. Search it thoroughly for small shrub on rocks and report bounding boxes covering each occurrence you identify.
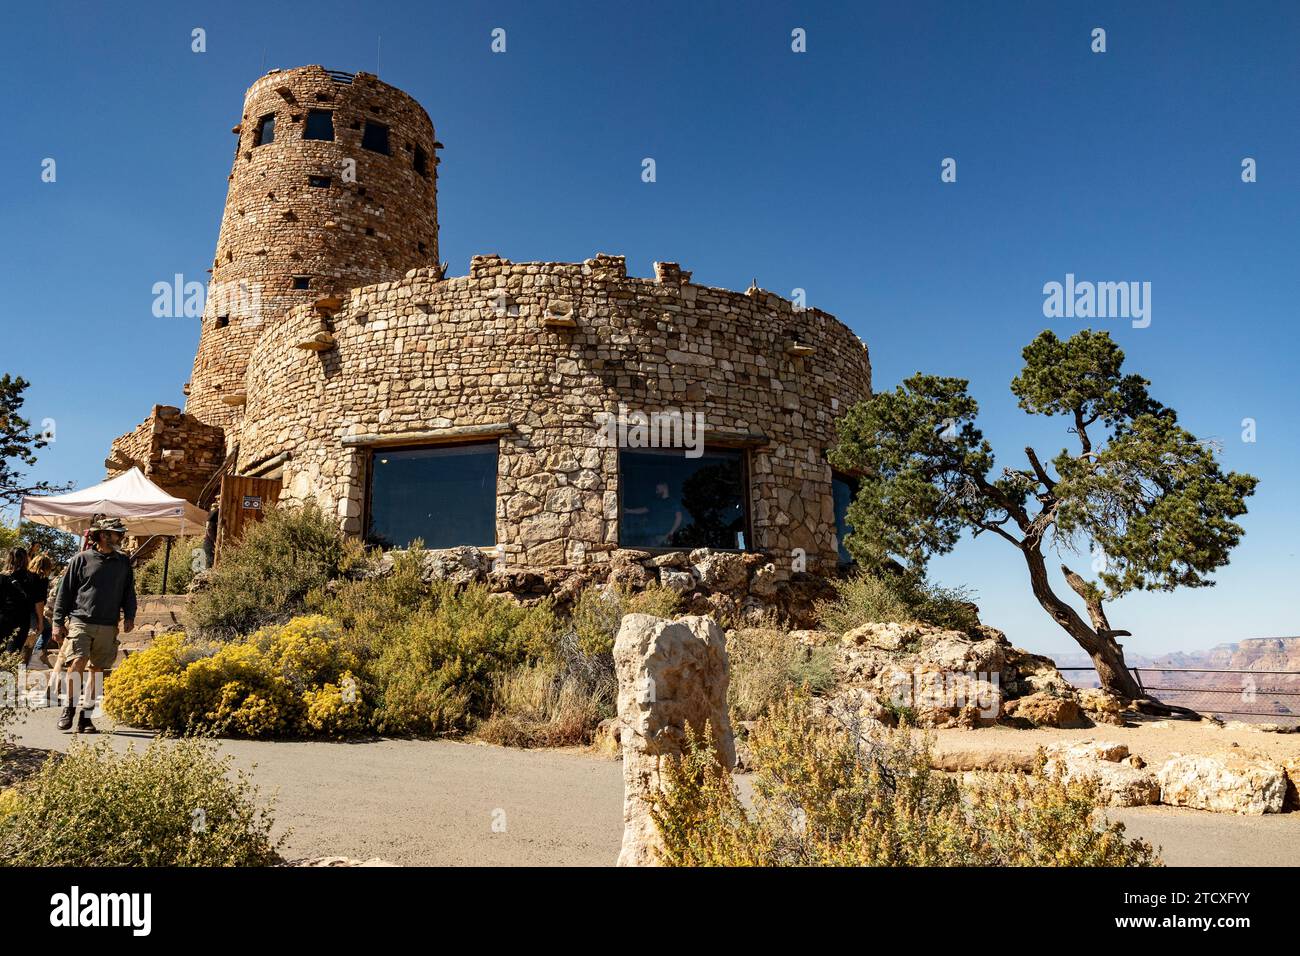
[652,695,1160,867]
[728,628,835,724]
[571,582,679,658]
[0,737,283,866]
[816,571,979,635]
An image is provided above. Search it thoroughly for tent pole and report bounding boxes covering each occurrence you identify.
[161,537,173,595]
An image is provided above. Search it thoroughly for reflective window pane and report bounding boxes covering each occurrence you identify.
[303,109,335,141]
[832,473,858,565]
[620,448,748,550]
[255,113,275,146]
[367,443,498,549]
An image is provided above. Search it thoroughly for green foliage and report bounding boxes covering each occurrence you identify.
[727,629,835,723]
[571,582,680,658]
[652,695,1161,867]
[0,374,68,506]
[828,329,1257,660]
[0,650,20,753]
[815,570,979,634]
[188,504,363,640]
[0,521,78,566]
[365,582,558,735]
[136,536,203,595]
[0,737,284,866]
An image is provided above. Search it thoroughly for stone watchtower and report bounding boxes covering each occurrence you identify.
[185,65,440,435]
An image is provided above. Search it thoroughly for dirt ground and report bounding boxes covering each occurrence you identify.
[926,716,1300,769]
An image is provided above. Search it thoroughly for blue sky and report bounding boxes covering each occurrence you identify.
[1,1,1296,657]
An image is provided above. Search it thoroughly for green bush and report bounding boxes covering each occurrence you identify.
[0,737,284,866]
[189,504,363,640]
[366,582,557,735]
[104,616,364,738]
[571,582,680,658]
[136,536,203,595]
[816,571,980,635]
[651,695,1160,867]
[728,628,835,724]
[0,650,20,754]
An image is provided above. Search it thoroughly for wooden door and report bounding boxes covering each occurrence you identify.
[216,475,283,562]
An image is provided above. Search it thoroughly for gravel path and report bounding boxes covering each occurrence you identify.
[11,712,1299,866]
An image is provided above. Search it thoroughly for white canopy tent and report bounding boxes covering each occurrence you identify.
[19,467,209,537]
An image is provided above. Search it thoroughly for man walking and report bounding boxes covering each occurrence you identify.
[52,516,136,733]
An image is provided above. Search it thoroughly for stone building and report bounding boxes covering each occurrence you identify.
[109,65,873,574]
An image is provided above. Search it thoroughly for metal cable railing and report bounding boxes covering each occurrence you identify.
[1058,665,1300,719]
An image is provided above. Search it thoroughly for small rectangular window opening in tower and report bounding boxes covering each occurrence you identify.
[215,315,230,329]
[365,227,375,236]
[308,175,331,188]
[362,121,390,155]
[254,114,275,146]
[414,146,429,177]
[304,109,334,141]
[291,276,311,290]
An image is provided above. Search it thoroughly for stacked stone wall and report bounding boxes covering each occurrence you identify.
[185,65,439,435]
[240,254,871,571]
[105,405,226,506]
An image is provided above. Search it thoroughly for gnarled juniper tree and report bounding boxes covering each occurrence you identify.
[829,330,1257,705]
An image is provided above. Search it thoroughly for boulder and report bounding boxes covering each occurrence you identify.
[1157,751,1290,814]
[842,621,915,652]
[749,562,781,597]
[1079,687,1127,726]
[614,614,735,866]
[659,569,697,594]
[919,632,1005,673]
[689,549,749,592]
[421,546,488,585]
[1044,740,1160,807]
[1001,691,1088,728]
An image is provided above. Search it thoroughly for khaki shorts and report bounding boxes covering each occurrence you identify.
[63,620,120,670]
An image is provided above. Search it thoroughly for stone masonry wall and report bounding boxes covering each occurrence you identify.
[238,254,872,571]
[105,405,226,507]
[185,65,439,436]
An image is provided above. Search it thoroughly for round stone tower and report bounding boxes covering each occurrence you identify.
[186,65,439,436]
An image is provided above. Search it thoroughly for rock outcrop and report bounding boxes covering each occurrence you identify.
[614,614,735,867]
[1043,740,1160,807]
[819,621,1075,730]
[1157,751,1290,814]
[1002,692,1089,729]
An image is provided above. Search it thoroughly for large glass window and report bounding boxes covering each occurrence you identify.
[832,472,858,565]
[620,447,749,550]
[366,442,498,549]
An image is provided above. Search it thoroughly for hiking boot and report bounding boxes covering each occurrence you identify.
[56,706,75,732]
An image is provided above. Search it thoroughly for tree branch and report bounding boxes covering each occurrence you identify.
[1024,446,1056,492]
[1061,563,1113,633]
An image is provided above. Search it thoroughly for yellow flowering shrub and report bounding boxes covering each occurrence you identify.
[105,616,367,738]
